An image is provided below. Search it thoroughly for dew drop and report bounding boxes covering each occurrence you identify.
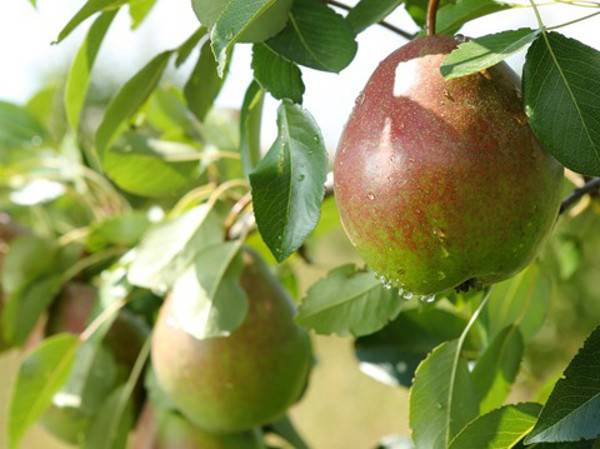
[403,291,414,300]
[298,174,305,182]
[396,361,408,373]
[313,134,320,142]
[436,402,444,410]
[367,192,375,201]
[420,294,436,304]
[437,271,446,280]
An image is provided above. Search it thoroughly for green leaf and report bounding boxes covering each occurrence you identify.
[0,101,48,150]
[525,325,600,444]
[523,32,600,176]
[472,325,524,413]
[65,10,117,132]
[481,263,551,342]
[3,274,63,345]
[436,0,510,35]
[175,27,207,67]
[252,43,305,103]
[26,84,67,144]
[168,241,248,339]
[96,50,173,156]
[250,100,327,262]
[55,0,125,44]
[128,204,223,290]
[296,264,404,337]
[267,415,311,449]
[239,81,265,176]
[211,0,281,76]
[1,235,57,295]
[7,334,80,449]
[184,39,226,122]
[83,385,134,449]
[449,403,542,449]
[409,339,480,449]
[85,211,150,251]
[346,0,403,34]
[266,0,357,73]
[128,0,157,29]
[441,28,539,80]
[102,132,201,198]
[355,307,473,387]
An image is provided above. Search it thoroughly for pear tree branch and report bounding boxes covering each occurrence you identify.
[559,177,600,214]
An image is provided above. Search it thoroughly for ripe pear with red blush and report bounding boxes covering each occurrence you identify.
[334,35,563,295]
[151,248,312,433]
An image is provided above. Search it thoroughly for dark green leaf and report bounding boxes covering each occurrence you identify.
[252,43,305,103]
[96,51,173,156]
[355,307,472,387]
[240,81,265,176]
[267,415,311,449]
[0,101,48,150]
[523,32,600,176]
[184,39,226,122]
[102,132,201,198]
[55,0,125,44]
[436,0,510,35]
[250,100,327,262]
[7,334,80,449]
[472,325,524,413]
[441,28,538,80]
[525,325,600,444]
[410,339,479,449]
[128,204,223,290]
[296,264,404,337]
[266,0,357,73]
[449,403,542,449]
[169,241,247,339]
[83,385,134,449]
[128,0,157,29]
[211,0,282,75]
[65,10,117,131]
[347,0,403,34]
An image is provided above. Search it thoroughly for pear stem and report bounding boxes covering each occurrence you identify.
[426,0,440,35]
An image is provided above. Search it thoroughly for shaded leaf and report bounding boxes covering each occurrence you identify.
[250,100,327,262]
[267,415,311,449]
[441,28,538,80]
[355,307,473,387]
[184,39,226,122]
[7,334,80,449]
[96,51,173,156]
[266,0,357,73]
[449,403,542,449]
[169,241,247,339]
[0,101,48,150]
[436,0,510,35]
[252,43,305,103]
[472,325,524,413]
[239,81,265,176]
[523,32,600,176]
[86,211,150,251]
[526,325,600,444]
[296,264,404,337]
[65,10,117,131]
[175,27,207,67]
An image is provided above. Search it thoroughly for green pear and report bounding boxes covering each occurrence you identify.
[152,248,312,433]
[334,35,563,296]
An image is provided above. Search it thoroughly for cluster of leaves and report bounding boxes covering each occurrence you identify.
[1,0,600,448]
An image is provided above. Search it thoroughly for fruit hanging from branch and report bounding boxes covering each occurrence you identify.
[333,34,564,296]
[151,247,312,433]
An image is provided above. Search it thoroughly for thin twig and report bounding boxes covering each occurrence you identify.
[326,0,416,40]
[559,177,600,215]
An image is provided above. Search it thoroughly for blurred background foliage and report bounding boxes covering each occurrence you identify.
[1,60,600,447]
